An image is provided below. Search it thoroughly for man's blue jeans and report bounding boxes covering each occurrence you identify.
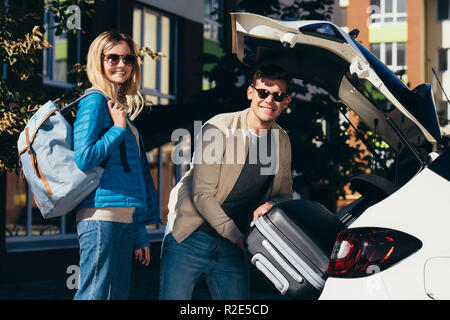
[74,220,133,300]
[159,231,250,300]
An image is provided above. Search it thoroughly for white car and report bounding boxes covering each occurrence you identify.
[231,12,450,300]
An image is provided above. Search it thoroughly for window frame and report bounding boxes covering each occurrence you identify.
[133,6,178,105]
[203,0,224,90]
[437,0,450,21]
[203,0,223,43]
[370,42,407,73]
[5,174,79,251]
[42,7,81,89]
[133,5,180,240]
[5,7,82,250]
[438,48,449,73]
[370,0,408,26]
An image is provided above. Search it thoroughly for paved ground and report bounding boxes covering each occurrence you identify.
[0,241,287,300]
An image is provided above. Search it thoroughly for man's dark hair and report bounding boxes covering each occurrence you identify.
[251,64,293,93]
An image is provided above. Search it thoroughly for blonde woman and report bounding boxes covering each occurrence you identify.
[73,31,159,300]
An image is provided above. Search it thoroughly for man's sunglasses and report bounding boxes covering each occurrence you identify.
[103,54,136,66]
[251,85,289,102]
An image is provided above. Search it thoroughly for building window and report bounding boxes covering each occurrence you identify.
[370,0,407,25]
[43,7,80,88]
[133,7,177,105]
[6,7,82,245]
[133,6,179,235]
[436,101,450,127]
[203,0,224,90]
[438,0,450,21]
[370,42,407,73]
[5,171,78,248]
[438,49,449,72]
[204,0,222,42]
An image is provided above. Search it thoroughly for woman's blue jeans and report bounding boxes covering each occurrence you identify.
[74,220,133,300]
[159,231,250,300]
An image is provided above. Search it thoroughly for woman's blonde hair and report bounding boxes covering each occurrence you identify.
[86,31,144,120]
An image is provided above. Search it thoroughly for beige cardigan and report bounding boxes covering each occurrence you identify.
[167,108,293,244]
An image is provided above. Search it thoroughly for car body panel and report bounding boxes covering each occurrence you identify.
[321,252,427,299]
[424,257,450,300]
[320,157,450,299]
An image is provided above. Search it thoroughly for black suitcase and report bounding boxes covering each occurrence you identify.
[244,199,345,299]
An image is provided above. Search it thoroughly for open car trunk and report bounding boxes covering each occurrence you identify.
[232,13,445,299]
[231,13,442,159]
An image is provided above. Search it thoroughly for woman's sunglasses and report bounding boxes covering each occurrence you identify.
[103,54,136,66]
[251,85,289,102]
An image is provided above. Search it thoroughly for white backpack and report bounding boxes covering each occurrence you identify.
[17,89,110,219]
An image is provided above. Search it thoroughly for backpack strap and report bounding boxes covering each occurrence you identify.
[119,140,131,172]
[59,88,110,115]
[98,141,130,173]
[61,89,131,173]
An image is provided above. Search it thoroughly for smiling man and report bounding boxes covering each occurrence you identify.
[160,64,294,300]
[247,68,292,131]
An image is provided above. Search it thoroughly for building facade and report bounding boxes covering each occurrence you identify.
[339,0,450,132]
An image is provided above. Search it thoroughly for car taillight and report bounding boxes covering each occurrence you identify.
[328,227,422,278]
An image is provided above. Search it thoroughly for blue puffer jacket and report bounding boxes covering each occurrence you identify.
[73,91,160,250]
